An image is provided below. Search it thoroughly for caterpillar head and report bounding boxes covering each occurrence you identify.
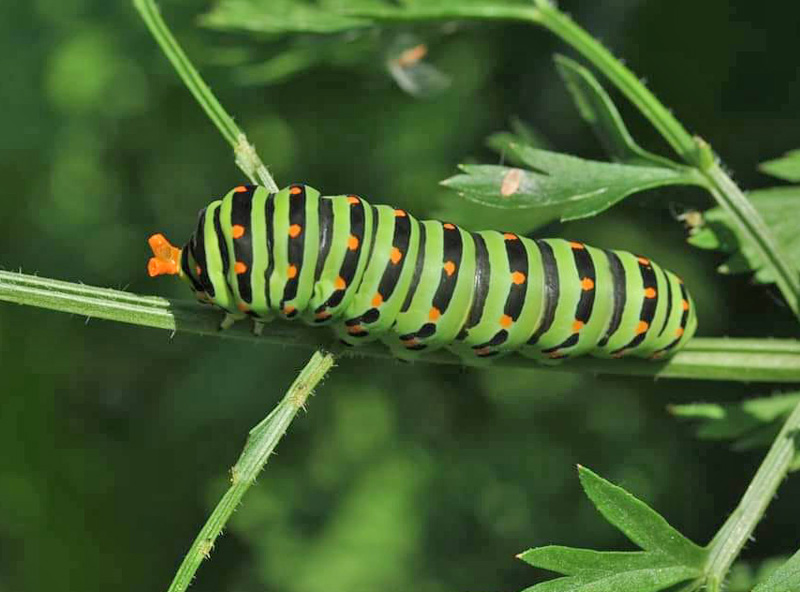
[147,232,213,304]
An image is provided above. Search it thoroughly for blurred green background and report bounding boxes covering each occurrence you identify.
[1,1,799,591]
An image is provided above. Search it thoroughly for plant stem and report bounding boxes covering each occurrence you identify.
[529,1,800,320]
[133,0,279,191]
[704,399,800,589]
[3,269,800,382]
[531,1,698,163]
[166,350,335,592]
[132,6,327,591]
[703,162,800,317]
[360,1,800,321]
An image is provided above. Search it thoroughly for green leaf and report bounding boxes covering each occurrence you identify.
[519,547,679,576]
[753,549,800,592]
[686,186,800,285]
[519,566,698,592]
[516,468,705,592]
[553,55,677,168]
[759,149,800,183]
[577,467,706,568]
[443,144,702,221]
[670,392,800,451]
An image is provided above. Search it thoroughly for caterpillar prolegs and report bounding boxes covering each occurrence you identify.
[147,184,697,362]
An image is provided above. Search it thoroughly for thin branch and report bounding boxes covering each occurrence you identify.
[3,269,799,382]
[704,399,800,590]
[167,350,335,592]
[345,0,800,322]
[131,4,321,591]
[133,0,279,191]
[532,3,800,319]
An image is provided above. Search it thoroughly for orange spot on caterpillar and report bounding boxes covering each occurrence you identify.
[315,310,331,320]
[234,261,248,275]
[347,196,360,205]
[443,261,456,276]
[682,299,689,311]
[233,186,247,193]
[636,321,649,334]
[195,265,202,277]
[347,324,364,335]
[348,235,359,250]
[500,168,524,197]
[403,338,420,348]
[443,223,455,230]
[335,276,346,290]
[237,302,249,312]
[572,319,584,332]
[288,224,302,238]
[676,327,685,337]
[289,186,302,195]
[394,209,407,217]
[581,277,595,291]
[287,265,297,279]
[611,350,626,359]
[429,307,441,321]
[283,305,296,315]
[570,241,584,250]
[500,314,513,328]
[232,225,246,239]
[372,293,384,307]
[511,271,526,285]
[503,232,518,240]
[474,346,492,356]
[548,351,563,359]
[390,247,403,264]
[637,256,651,266]
[644,287,657,298]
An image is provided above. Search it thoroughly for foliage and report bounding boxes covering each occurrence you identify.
[753,550,800,592]
[671,392,800,470]
[518,467,705,592]
[1,1,800,592]
[689,183,800,285]
[443,144,700,222]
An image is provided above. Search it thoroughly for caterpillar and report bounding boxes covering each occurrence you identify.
[147,184,697,362]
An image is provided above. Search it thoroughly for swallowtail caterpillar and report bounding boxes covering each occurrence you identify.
[147,184,697,362]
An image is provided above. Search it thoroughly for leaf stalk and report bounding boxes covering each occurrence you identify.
[2,269,800,383]
[166,350,335,592]
[704,399,800,589]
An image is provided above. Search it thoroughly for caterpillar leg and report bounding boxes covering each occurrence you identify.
[253,319,269,336]
[219,312,247,331]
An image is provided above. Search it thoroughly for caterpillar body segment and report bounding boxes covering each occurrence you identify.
[148,184,697,363]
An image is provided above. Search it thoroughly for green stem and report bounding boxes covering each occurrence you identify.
[166,350,335,592]
[703,162,800,317]
[704,399,800,588]
[133,0,279,191]
[530,1,800,320]
[3,269,800,382]
[531,1,698,162]
[355,1,800,321]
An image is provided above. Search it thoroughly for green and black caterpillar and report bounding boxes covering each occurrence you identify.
[147,184,697,362]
